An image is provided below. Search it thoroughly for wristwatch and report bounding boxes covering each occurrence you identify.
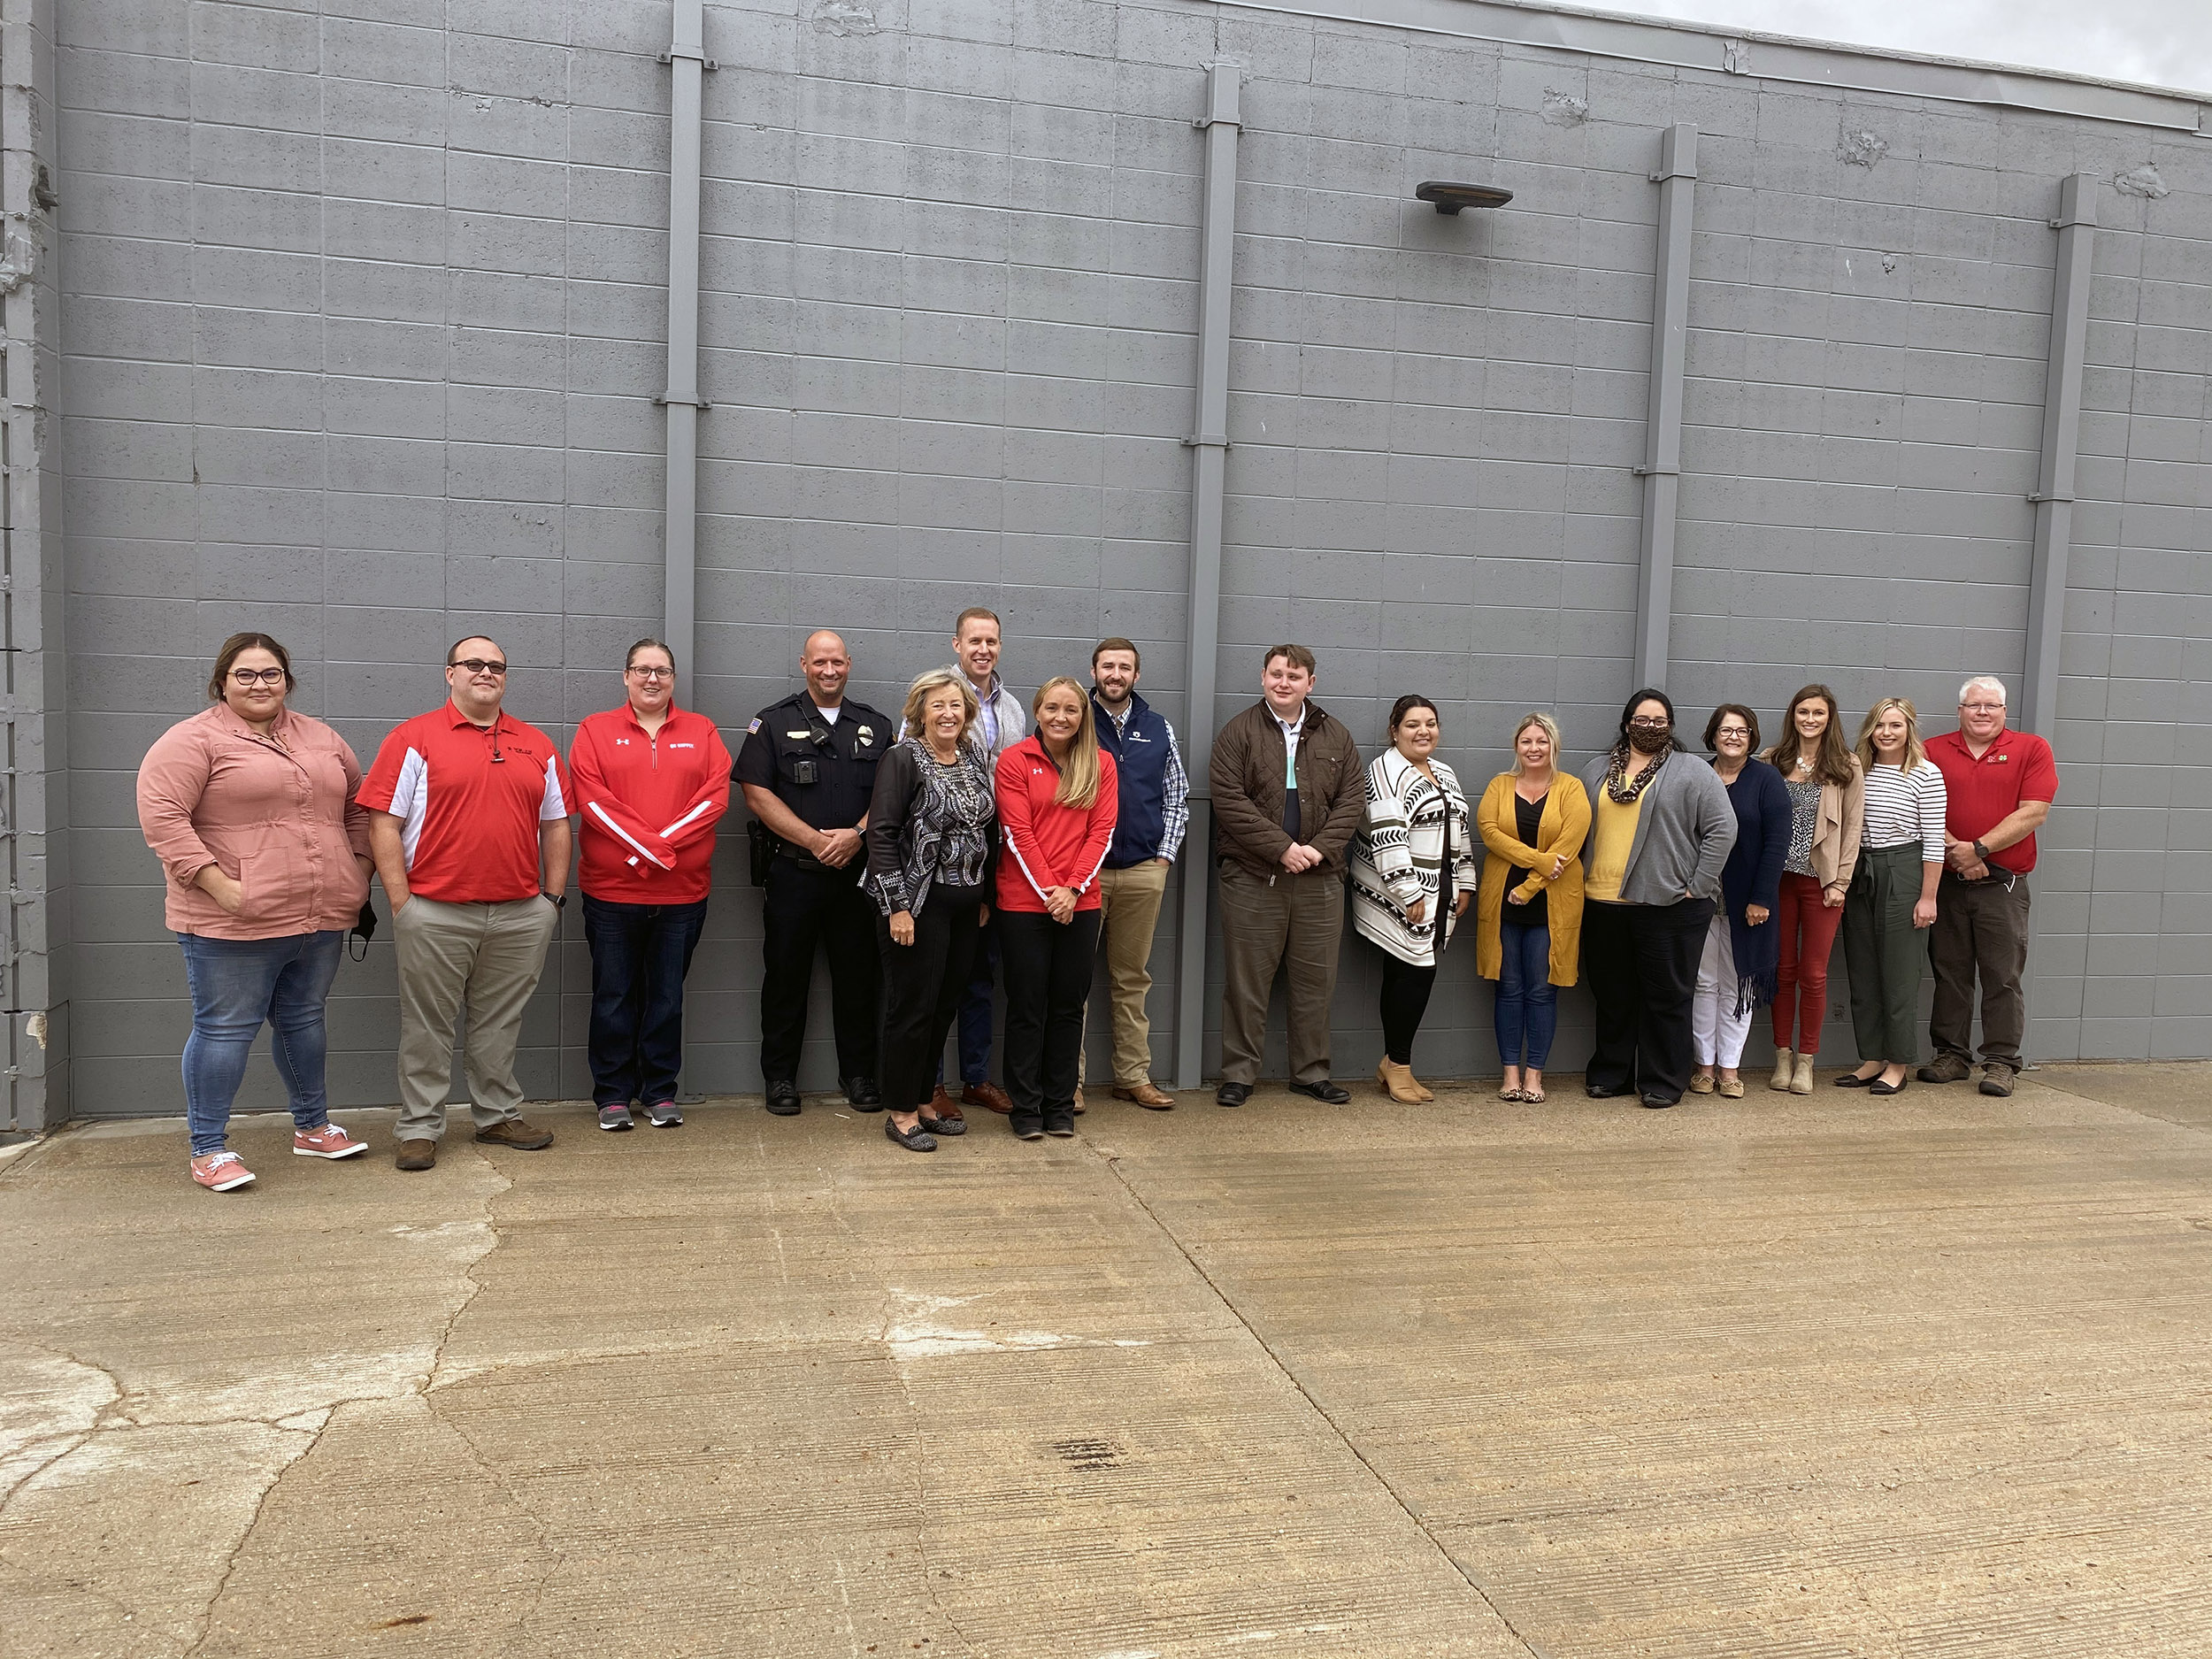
[541,889,567,910]
[1970,840,1990,862]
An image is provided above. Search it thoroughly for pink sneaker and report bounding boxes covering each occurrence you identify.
[191,1150,257,1191]
[293,1123,367,1159]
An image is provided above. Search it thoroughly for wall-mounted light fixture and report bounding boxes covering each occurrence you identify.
[1416,180,1514,214]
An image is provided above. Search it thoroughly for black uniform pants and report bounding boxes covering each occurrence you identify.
[1000,909,1103,1136]
[877,891,986,1114]
[759,856,880,1086]
[1583,897,1713,1104]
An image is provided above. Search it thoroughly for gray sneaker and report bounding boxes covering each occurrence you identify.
[597,1105,635,1132]
[644,1102,683,1128]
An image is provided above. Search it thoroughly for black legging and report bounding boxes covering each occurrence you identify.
[999,908,1103,1134]
[1379,955,1436,1065]
[877,889,986,1114]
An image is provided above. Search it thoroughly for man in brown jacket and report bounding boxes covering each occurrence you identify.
[1209,645,1364,1106]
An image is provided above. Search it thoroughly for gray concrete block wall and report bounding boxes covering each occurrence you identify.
[51,0,2212,1118]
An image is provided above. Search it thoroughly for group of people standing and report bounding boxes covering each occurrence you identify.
[136,620,2054,1193]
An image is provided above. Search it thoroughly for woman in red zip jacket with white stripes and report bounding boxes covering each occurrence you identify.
[995,676,1118,1141]
[567,638,731,1132]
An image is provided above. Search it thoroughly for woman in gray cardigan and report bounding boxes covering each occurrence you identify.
[1578,688,1738,1107]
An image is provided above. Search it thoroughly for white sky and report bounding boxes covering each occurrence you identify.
[1623,0,2212,93]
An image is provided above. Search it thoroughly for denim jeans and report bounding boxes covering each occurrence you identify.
[177,930,345,1156]
[1493,918,1557,1070]
[582,894,710,1108]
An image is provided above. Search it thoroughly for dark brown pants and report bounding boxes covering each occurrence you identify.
[1217,860,1344,1087]
[1929,871,2032,1067]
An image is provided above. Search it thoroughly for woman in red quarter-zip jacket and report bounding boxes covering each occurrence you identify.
[995,677,1118,1141]
[567,638,732,1133]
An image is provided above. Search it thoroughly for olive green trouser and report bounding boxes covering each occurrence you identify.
[1843,844,1932,1066]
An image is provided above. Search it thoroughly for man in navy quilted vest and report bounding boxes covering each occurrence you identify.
[1086,638,1189,1110]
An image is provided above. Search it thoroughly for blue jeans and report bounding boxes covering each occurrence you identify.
[177,930,344,1156]
[582,894,710,1107]
[1493,919,1557,1070]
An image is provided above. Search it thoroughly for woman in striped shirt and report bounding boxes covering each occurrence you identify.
[1839,697,1947,1094]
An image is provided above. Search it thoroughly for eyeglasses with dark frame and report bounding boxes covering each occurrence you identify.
[626,664,675,680]
[1628,716,1671,728]
[228,667,287,687]
[449,658,509,676]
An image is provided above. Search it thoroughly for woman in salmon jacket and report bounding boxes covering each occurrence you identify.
[136,632,375,1192]
[995,676,1118,1141]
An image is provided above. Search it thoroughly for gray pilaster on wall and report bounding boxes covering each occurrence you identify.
[2021,173,2098,740]
[1,0,66,1133]
[659,0,712,677]
[1174,60,1242,1093]
[1632,123,1697,694]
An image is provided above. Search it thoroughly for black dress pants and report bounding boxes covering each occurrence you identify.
[1583,897,1714,1104]
[999,908,1103,1135]
[760,857,881,1087]
[876,891,985,1114]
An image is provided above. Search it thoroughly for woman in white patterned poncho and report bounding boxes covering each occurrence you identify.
[1350,695,1478,1103]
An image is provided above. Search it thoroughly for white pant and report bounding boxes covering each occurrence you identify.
[1692,911,1753,1067]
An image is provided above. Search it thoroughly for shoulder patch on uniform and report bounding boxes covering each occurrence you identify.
[747,718,761,733]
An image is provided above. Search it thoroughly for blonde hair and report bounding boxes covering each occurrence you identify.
[1031,677,1102,810]
[902,665,979,750]
[1510,710,1562,776]
[1855,696,1928,773]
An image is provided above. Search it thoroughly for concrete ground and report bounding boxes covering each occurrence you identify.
[4,1062,2210,1659]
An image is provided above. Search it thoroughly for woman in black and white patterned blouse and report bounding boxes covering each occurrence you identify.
[1838,696,1947,1096]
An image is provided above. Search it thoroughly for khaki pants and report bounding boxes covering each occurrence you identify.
[393,895,559,1141]
[1217,860,1344,1087]
[1085,860,1171,1087]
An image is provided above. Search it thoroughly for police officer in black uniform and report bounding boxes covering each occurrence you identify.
[733,629,890,1116]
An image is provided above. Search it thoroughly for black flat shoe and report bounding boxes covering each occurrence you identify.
[1832,1071,1878,1088]
[1640,1094,1677,1110]
[1216,1081,1250,1108]
[884,1118,936,1151]
[766,1081,802,1116]
[918,1111,966,1136]
[1585,1084,1625,1098]
[1013,1125,1046,1141]
[1288,1079,1350,1104]
[1868,1075,1909,1096]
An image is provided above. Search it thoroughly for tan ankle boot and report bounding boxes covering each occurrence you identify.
[1378,1059,1426,1103]
[1790,1053,1816,1094]
[1770,1048,1795,1092]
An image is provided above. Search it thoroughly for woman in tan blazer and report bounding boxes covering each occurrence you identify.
[1763,684,1865,1094]
[1476,712,1591,1102]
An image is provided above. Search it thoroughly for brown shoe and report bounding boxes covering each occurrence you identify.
[962,1080,1015,1116]
[1978,1063,2017,1097]
[1071,1087,1086,1115]
[474,1118,553,1150]
[926,1084,964,1124]
[396,1139,438,1172]
[1111,1081,1176,1110]
[1916,1052,1972,1084]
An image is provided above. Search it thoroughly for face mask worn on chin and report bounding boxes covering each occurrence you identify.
[1628,726,1673,755]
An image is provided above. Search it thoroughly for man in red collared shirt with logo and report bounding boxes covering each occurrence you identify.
[568,637,731,1133]
[1919,673,2058,1097]
[361,635,574,1170]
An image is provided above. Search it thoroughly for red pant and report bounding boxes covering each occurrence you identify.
[1772,872,1844,1055]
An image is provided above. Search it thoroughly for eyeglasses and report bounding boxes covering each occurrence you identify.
[1961,702,2004,713]
[627,666,674,680]
[1628,717,1671,729]
[449,658,508,676]
[228,667,286,687]
[1715,726,1752,739]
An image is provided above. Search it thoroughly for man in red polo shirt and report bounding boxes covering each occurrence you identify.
[1918,674,2057,1098]
[361,635,574,1169]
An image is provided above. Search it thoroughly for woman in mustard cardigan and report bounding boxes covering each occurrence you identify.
[1476,712,1590,1102]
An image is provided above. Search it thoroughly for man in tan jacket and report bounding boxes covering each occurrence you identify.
[1209,645,1364,1107]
